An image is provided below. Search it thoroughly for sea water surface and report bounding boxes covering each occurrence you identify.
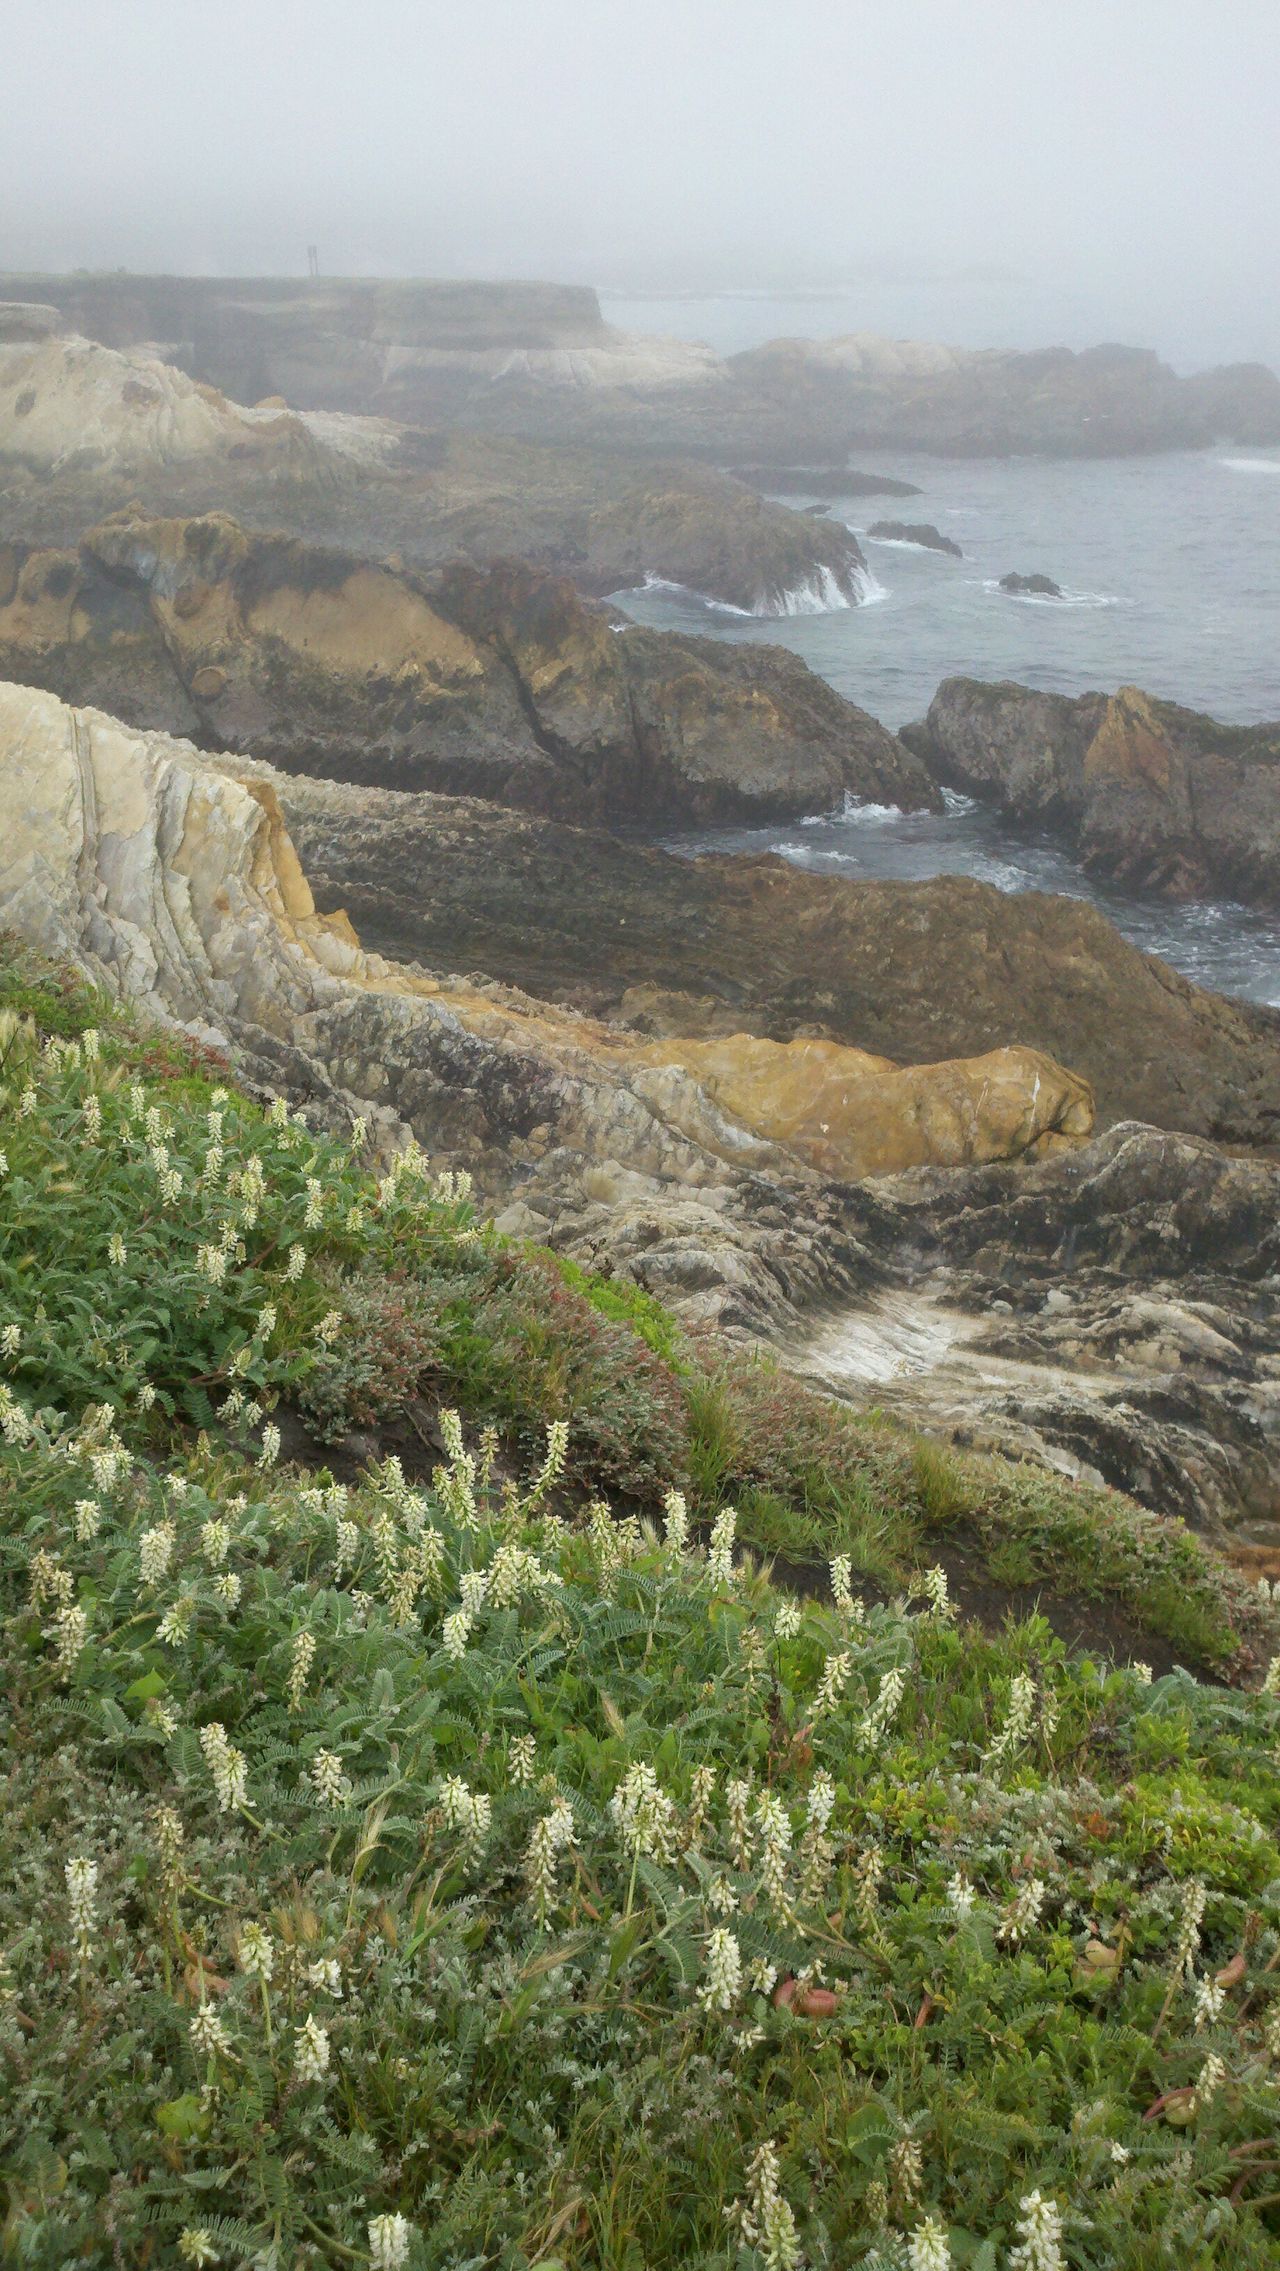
[615,448,1280,1006]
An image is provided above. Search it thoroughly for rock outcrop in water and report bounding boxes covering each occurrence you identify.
[9,276,1279,460]
[0,511,932,824]
[904,677,1280,905]
[0,331,869,615]
[252,768,1280,1150]
[869,521,963,557]
[999,571,1062,597]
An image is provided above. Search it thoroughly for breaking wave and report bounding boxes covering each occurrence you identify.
[622,561,879,616]
[1218,456,1280,474]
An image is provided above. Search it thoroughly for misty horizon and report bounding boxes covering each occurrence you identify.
[5,0,1280,370]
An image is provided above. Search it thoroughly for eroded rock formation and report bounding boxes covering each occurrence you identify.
[0,513,934,824]
[905,677,1280,905]
[0,334,870,614]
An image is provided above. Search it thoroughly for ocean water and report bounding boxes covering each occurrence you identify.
[615,448,1280,1007]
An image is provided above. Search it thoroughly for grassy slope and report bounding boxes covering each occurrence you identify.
[2,947,1279,2270]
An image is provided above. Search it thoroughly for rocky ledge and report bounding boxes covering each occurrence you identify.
[0,512,933,825]
[904,677,1280,906]
[264,773,1280,1150]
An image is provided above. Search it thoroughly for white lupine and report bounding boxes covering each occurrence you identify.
[441,1608,472,1659]
[1261,1656,1280,1697]
[81,1094,102,1141]
[830,1552,855,1613]
[525,1797,576,1923]
[662,1487,690,1554]
[773,1599,802,1641]
[509,1733,537,1785]
[177,2226,219,2267]
[368,2213,414,2269]
[860,1664,907,1744]
[610,1762,679,1862]
[1009,2190,1066,2271]
[19,1085,37,1117]
[139,1522,176,1584]
[257,1421,282,1469]
[294,2015,331,2083]
[1193,1975,1226,2027]
[306,1957,343,1997]
[50,1601,88,1673]
[237,1922,275,1980]
[1195,2051,1227,2108]
[196,1243,228,1285]
[311,1749,350,1807]
[707,1505,737,1585]
[699,1926,743,2011]
[985,1673,1037,1765]
[805,1771,836,1837]
[107,1232,126,1266]
[1174,1879,1207,1979]
[947,1872,976,1919]
[190,2002,229,2058]
[923,1564,952,1618]
[213,1572,242,1609]
[727,1776,753,1869]
[200,1722,248,1812]
[285,1242,306,1281]
[318,1309,343,1347]
[286,1629,315,1708]
[304,1178,324,1227]
[73,1498,102,1542]
[812,1648,852,1718]
[157,1599,193,1647]
[755,1791,792,1910]
[0,1324,20,1359]
[201,1518,231,1567]
[438,1774,492,1857]
[730,2140,802,2271]
[908,2215,951,2271]
[1000,1878,1047,1945]
[65,1855,98,1963]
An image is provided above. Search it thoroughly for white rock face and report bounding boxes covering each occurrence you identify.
[0,333,397,475]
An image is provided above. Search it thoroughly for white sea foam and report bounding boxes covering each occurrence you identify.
[624,561,877,617]
[1218,456,1280,474]
[982,578,1127,610]
[760,564,854,616]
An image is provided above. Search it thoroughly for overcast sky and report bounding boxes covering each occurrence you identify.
[5,0,1278,362]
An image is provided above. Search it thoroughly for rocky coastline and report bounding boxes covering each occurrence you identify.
[1,279,1278,1553]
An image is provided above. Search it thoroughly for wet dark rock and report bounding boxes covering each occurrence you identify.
[998,570,1062,596]
[870,520,964,557]
[905,676,1280,906]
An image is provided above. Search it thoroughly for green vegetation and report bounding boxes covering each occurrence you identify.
[2,949,1280,2268]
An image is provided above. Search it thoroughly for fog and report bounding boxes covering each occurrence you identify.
[5,0,1279,365]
